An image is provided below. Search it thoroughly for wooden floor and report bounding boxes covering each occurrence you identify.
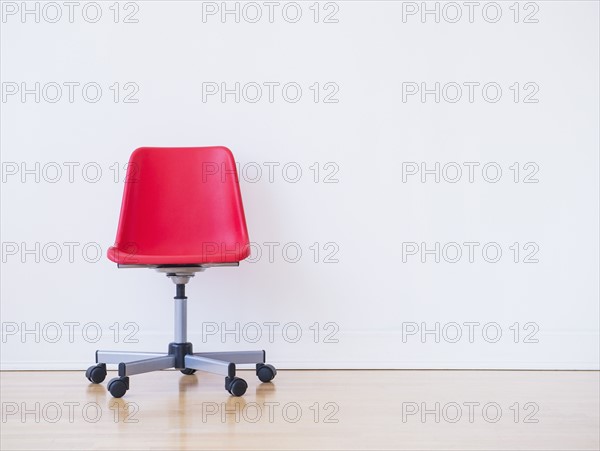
[1,370,598,450]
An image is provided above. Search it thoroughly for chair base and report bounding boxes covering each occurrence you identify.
[86,345,276,398]
[86,268,277,398]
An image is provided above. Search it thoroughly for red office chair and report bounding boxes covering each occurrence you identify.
[85,147,276,398]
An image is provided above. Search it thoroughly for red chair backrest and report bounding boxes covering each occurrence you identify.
[107,146,250,265]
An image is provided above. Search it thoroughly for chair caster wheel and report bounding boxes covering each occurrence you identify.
[256,363,277,382]
[85,363,107,384]
[107,376,129,398]
[180,368,196,375]
[225,376,247,396]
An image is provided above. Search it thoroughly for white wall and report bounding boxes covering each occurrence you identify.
[1,1,598,370]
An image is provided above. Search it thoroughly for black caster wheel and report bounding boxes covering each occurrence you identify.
[256,363,277,383]
[180,368,196,375]
[225,376,248,396]
[85,363,107,384]
[107,376,129,398]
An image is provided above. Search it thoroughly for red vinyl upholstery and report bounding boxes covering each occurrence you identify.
[107,146,250,265]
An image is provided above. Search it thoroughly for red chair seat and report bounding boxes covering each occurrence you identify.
[107,146,250,265]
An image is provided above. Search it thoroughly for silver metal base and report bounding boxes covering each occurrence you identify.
[95,350,266,377]
[93,267,270,393]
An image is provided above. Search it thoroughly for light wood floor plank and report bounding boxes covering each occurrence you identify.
[1,370,598,450]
